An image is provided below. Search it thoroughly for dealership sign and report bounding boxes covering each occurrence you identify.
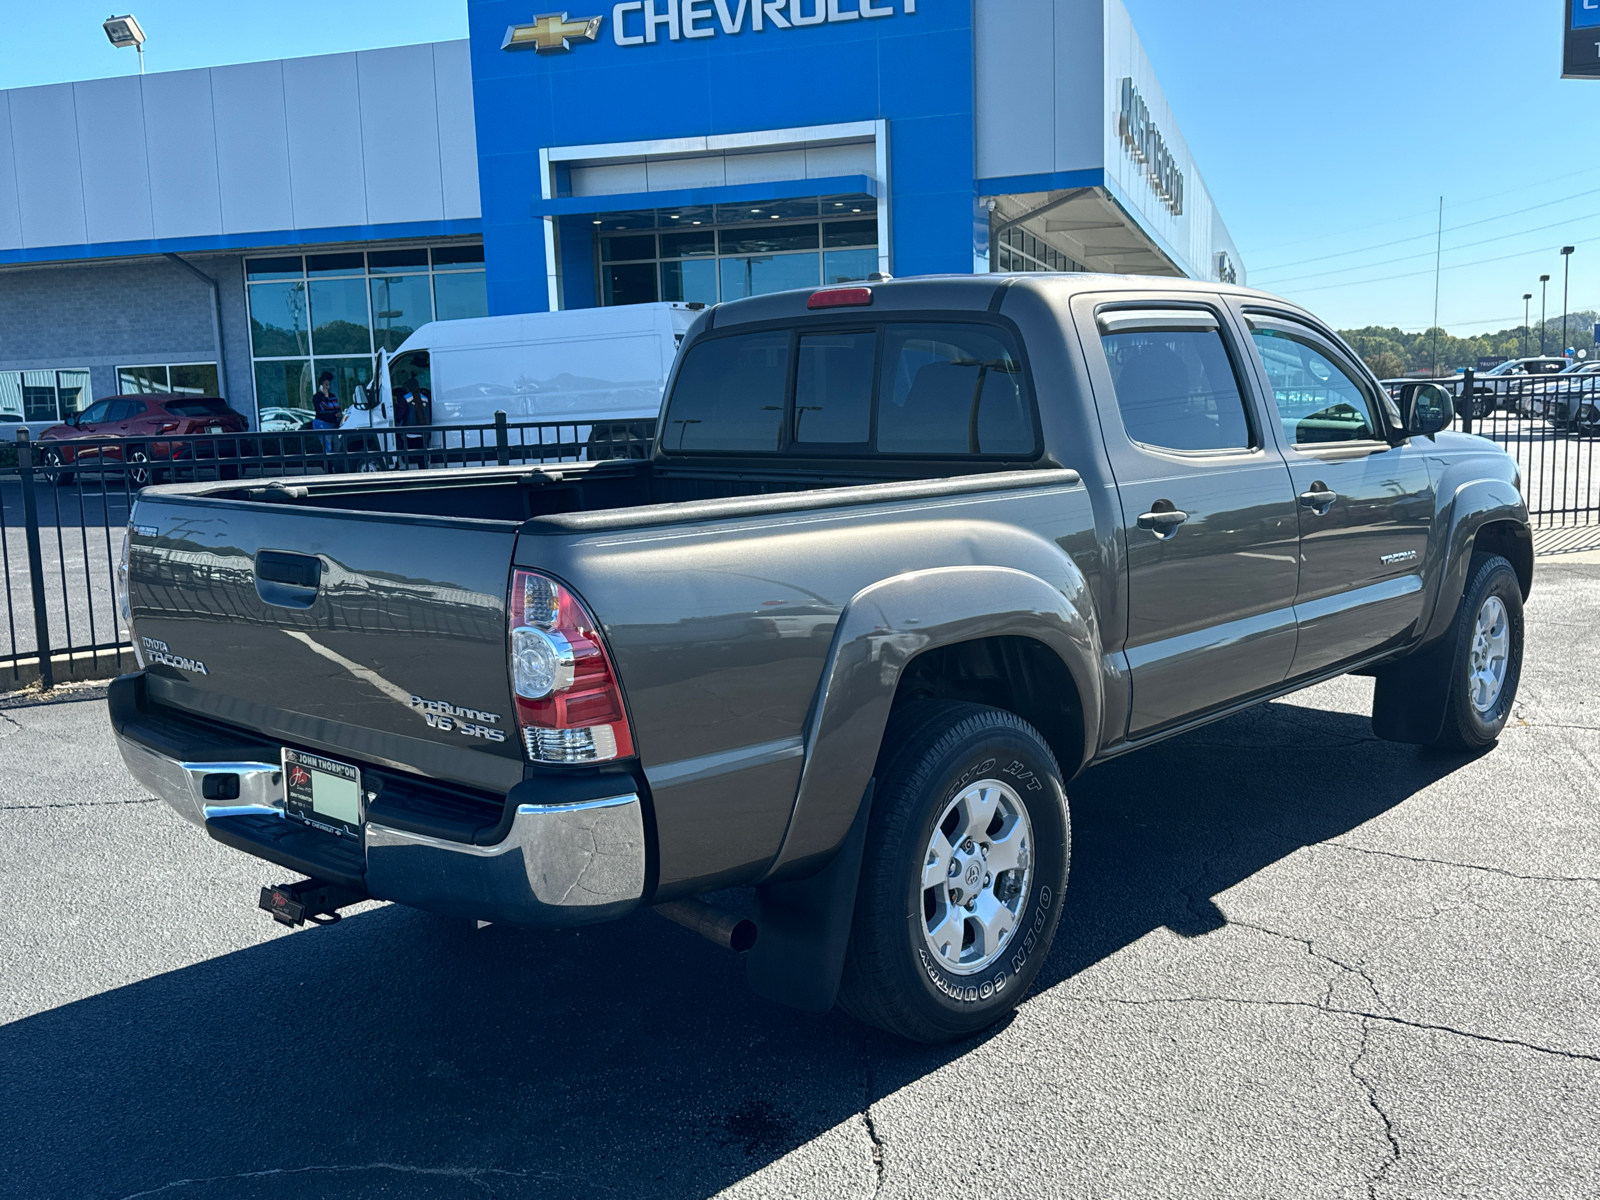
[1117,78,1184,217]
[504,1,916,51]
[1565,0,1600,78]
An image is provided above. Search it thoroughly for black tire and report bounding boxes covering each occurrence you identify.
[42,448,73,487]
[1433,553,1524,751]
[838,701,1069,1043]
[126,447,159,488]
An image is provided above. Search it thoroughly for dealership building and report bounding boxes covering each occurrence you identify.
[0,0,1243,429]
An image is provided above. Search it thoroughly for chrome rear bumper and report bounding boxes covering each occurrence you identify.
[113,724,646,928]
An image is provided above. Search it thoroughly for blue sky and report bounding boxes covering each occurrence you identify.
[3,0,1594,335]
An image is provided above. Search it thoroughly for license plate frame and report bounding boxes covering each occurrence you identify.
[282,748,363,839]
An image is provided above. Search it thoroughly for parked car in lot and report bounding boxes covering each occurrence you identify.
[111,274,1531,1042]
[38,395,250,485]
[1444,356,1570,418]
[257,406,315,432]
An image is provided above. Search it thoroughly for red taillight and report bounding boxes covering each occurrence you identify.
[808,287,872,309]
[508,569,634,764]
[157,422,180,433]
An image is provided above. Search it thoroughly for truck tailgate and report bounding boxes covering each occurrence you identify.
[127,493,524,794]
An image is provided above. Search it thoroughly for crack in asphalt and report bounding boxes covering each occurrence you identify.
[0,710,23,735]
[860,1031,886,1193]
[1349,1017,1402,1200]
[1325,841,1600,886]
[111,1162,583,1200]
[1229,918,1384,1011]
[1068,994,1600,1064]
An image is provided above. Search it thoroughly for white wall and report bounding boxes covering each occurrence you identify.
[0,41,480,257]
[973,0,1243,284]
[973,0,1105,183]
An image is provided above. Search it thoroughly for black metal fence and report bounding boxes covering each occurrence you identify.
[1,414,653,689]
[1384,371,1599,528]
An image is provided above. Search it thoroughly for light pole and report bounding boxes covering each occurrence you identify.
[1523,293,1533,358]
[1540,274,1551,354]
[102,14,147,74]
[1561,246,1576,360]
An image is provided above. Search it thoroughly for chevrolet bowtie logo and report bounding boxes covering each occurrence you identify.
[501,12,604,54]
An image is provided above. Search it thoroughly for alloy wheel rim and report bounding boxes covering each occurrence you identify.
[919,778,1033,977]
[1469,595,1510,715]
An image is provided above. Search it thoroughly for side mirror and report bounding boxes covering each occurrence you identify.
[1399,382,1454,440]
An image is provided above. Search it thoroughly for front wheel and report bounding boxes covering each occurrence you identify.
[42,448,73,486]
[1433,553,1524,751]
[838,701,1069,1043]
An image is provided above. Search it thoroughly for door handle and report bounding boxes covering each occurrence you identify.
[1136,506,1189,538]
[1299,483,1337,513]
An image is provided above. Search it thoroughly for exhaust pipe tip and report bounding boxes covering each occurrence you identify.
[654,897,758,953]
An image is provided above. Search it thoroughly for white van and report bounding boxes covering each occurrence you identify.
[342,301,700,464]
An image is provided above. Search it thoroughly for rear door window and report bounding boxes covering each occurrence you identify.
[664,330,789,451]
[1100,323,1253,452]
[876,324,1033,456]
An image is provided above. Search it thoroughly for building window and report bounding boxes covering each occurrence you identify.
[589,195,878,307]
[0,369,91,426]
[115,363,220,396]
[994,228,1085,274]
[244,242,486,424]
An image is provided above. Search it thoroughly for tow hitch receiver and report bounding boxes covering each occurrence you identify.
[259,878,369,927]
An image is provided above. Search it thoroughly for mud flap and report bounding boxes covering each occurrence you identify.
[1371,639,1452,745]
[745,781,874,1014]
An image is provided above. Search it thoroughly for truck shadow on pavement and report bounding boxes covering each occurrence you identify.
[0,699,1476,1200]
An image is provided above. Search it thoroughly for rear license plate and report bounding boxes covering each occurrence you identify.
[283,748,362,839]
[206,425,223,433]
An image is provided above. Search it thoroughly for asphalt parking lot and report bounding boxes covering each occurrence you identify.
[1,561,1595,1200]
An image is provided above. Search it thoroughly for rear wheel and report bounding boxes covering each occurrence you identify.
[838,701,1069,1043]
[1433,553,1524,751]
[126,447,157,488]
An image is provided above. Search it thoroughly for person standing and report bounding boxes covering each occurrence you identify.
[311,370,344,470]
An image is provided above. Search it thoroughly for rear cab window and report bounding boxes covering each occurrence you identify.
[662,319,1038,459]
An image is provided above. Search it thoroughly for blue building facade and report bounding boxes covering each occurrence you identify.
[465,0,1243,316]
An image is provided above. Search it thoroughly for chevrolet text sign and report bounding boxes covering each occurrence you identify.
[1564,0,1600,78]
[613,0,915,43]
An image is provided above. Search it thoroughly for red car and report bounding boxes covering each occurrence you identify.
[38,395,249,486]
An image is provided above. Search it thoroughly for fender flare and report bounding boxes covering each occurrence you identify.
[756,562,1102,888]
[1417,476,1530,648]
[1374,475,1528,745]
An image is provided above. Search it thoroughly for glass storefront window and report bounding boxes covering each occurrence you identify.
[824,248,878,285]
[0,369,90,424]
[434,272,489,321]
[586,195,877,306]
[369,275,434,351]
[118,365,168,393]
[115,363,220,395]
[369,248,429,273]
[249,281,310,356]
[309,277,373,355]
[245,241,484,428]
[720,253,822,301]
[314,357,374,417]
[254,360,312,427]
[245,256,304,280]
[307,251,364,276]
[660,258,718,304]
[603,261,659,306]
